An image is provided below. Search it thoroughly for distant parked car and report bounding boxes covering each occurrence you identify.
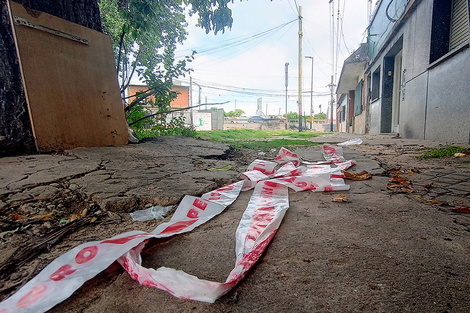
[249,116,268,123]
[234,116,249,123]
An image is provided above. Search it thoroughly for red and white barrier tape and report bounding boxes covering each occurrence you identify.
[0,146,355,312]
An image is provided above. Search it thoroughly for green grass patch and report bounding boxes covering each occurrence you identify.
[132,127,196,140]
[196,129,325,142]
[196,129,270,141]
[196,129,324,151]
[416,145,464,158]
[232,139,321,151]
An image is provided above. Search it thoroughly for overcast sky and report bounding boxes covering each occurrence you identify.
[175,0,370,117]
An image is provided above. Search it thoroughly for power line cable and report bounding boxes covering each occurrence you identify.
[287,0,298,16]
[176,19,297,59]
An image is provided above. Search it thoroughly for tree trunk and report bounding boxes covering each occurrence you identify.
[0,0,102,157]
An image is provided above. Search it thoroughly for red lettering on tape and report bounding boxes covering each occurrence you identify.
[245,206,275,243]
[50,264,76,282]
[260,189,274,197]
[160,219,197,234]
[102,233,148,245]
[264,181,279,188]
[16,284,47,309]
[192,199,208,211]
[277,177,296,183]
[75,246,98,265]
[217,185,234,192]
[187,208,199,218]
[237,230,277,271]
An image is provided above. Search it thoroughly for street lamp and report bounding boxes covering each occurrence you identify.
[305,56,314,130]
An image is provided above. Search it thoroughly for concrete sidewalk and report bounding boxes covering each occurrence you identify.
[1,133,469,312]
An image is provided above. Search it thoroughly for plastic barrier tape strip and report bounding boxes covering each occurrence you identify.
[0,146,354,312]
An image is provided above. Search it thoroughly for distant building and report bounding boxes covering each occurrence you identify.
[127,80,189,110]
[336,0,470,144]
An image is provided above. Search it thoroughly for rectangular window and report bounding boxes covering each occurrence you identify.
[371,67,380,101]
[450,0,470,50]
[430,0,469,63]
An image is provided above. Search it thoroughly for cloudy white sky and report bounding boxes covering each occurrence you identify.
[175,0,370,117]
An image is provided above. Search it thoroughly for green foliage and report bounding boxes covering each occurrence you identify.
[132,126,197,140]
[314,112,327,119]
[224,109,245,117]
[99,0,236,127]
[126,104,151,129]
[131,114,196,140]
[417,145,464,158]
[286,112,298,119]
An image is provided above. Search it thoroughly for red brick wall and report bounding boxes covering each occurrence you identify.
[127,85,189,108]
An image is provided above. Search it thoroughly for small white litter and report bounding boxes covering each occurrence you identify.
[130,205,173,222]
[338,138,363,146]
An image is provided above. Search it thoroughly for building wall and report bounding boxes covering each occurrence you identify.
[368,0,470,143]
[425,48,470,143]
[127,84,189,108]
[170,85,190,108]
[354,113,367,134]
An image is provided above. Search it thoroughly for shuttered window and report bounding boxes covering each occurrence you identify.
[450,0,469,50]
[430,0,469,63]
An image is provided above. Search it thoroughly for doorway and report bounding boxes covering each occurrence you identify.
[392,50,403,133]
[380,37,403,133]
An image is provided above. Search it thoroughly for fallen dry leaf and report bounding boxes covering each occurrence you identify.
[450,207,470,214]
[407,168,421,174]
[11,214,24,220]
[342,170,372,181]
[207,165,234,171]
[387,175,413,193]
[389,168,403,175]
[69,213,81,222]
[423,182,433,188]
[332,194,348,202]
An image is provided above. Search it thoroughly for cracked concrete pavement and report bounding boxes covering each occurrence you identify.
[1,133,470,312]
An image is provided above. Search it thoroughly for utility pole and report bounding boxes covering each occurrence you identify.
[328,75,335,132]
[285,62,289,129]
[328,0,336,132]
[189,76,193,126]
[305,56,314,130]
[298,6,303,132]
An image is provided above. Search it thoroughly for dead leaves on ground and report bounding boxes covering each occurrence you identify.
[342,170,372,181]
[387,175,414,193]
[450,207,470,214]
[332,194,348,202]
[386,167,414,194]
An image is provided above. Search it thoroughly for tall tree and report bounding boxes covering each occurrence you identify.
[99,0,235,125]
[0,0,235,156]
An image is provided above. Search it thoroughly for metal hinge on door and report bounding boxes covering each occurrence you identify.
[13,16,88,45]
